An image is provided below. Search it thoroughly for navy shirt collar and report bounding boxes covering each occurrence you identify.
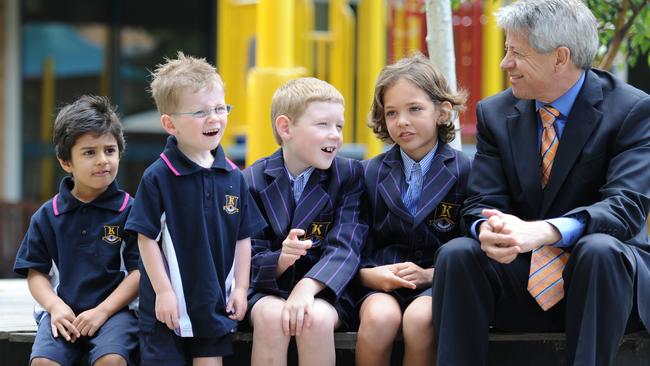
[54,176,129,216]
[159,135,235,176]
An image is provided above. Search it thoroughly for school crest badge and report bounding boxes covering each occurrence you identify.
[102,225,121,244]
[301,221,332,246]
[428,202,459,232]
[223,194,240,214]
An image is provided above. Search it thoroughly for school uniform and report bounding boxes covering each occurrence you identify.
[125,136,266,360]
[243,149,368,327]
[14,176,138,365]
[357,142,471,305]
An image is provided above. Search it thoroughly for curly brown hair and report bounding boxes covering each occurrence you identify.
[369,53,467,144]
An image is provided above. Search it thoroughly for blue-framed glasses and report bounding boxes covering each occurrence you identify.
[172,104,233,119]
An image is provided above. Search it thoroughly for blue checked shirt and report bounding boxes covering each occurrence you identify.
[286,166,315,203]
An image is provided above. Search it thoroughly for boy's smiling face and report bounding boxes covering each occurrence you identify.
[162,84,227,159]
[279,101,344,176]
[58,132,120,202]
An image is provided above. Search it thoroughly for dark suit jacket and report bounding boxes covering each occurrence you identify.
[361,143,471,269]
[243,149,368,303]
[464,68,650,329]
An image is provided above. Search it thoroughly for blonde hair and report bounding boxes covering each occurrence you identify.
[369,53,467,144]
[149,52,224,114]
[270,77,344,145]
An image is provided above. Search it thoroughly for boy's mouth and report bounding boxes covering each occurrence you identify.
[321,146,336,153]
[203,128,220,137]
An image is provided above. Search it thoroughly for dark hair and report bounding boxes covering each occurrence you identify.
[53,95,125,161]
[369,53,467,144]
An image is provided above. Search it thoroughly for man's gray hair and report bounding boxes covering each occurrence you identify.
[496,0,598,69]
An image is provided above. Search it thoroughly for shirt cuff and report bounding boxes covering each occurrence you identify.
[470,219,486,240]
[546,216,586,247]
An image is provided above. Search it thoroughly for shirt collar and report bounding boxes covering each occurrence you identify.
[159,135,235,176]
[400,143,438,178]
[285,166,315,182]
[53,176,129,216]
[535,71,586,119]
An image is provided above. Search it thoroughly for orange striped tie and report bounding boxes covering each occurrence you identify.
[539,105,560,187]
[528,105,568,311]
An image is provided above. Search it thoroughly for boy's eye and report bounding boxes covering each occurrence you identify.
[83,150,95,156]
[336,124,343,130]
[410,106,423,112]
[106,147,117,154]
[385,110,397,118]
[191,110,209,118]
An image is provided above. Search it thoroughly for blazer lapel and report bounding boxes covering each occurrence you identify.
[541,71,603,216]
[259,150,293,238]
[378,146,413,224]
[292,170,329,229]
[508,99,543,215]
[413,143,457,227]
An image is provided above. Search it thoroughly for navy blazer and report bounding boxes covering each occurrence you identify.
[361,143,471,269]
[466,69,650,330]
[243,149,368,301]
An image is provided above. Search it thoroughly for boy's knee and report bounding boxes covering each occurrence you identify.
[93,353,127,366]
[251,301,283,330]
[360,303,401,331]
[31,358,60,366]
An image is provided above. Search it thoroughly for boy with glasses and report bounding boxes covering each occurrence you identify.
[126,52,266,365]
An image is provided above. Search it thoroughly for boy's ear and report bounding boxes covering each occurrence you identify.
[275,115,292,140]
[437,101,453,125]
[57,157,73,174]
[161,114,177,135]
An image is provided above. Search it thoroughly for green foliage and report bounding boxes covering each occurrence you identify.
[587,0,650,67]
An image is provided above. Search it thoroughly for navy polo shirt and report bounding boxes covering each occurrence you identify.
[14,176,138,315]
[126,136,266,338]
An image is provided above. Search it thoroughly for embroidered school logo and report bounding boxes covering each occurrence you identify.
[102,225,121,244]
[301,221,332,246]
[428,202,459,232]
[223,194,240,214]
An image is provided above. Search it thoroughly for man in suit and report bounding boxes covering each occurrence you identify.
[431,0,650,365]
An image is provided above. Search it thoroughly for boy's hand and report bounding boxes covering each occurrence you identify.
[226,287,248,321]
[49,301,80,342]
[359,265,417,292]
[392,262,434,289]
[282,287,315,337]
[155,290,179,331]
[279,229,312,268]
[72,307,110,337]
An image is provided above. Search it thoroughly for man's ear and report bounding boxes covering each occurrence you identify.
[555,46,571,69]
[57,157,73,174]
[437,101,453,125]
[161,114,177,135]
[275,115,292,140]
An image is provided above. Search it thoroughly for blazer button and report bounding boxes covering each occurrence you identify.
[81,230,87,236]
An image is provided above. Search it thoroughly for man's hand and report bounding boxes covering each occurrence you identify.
[393,262,434,289]
[155,290,179,331]
[226,287,248,321]
[479,209,561,263]
[278,229,312,271]
[72,307,110,337]
[359,265,417,292]
[48,301,80,342]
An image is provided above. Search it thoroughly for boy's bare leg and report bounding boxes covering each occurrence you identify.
[31,358,60,366]
[355,293,401,366]
[193,356,222,366]
[402,295,434,366]
[94,353,128,366]
[251,296,291,366]
[294,299,339,366]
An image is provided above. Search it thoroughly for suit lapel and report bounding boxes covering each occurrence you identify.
[259,150,293,238]
[378,146,414,224]
[541,71,603,216]
[508,99,543,215]
[413,143,457,227]
[292,169,329,229]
